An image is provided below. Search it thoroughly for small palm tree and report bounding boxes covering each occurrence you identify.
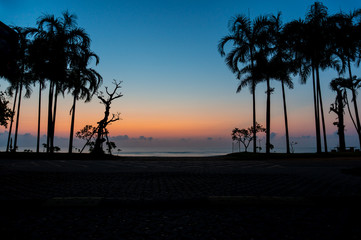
[330,77,348,152]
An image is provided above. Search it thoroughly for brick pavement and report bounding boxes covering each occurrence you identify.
[1,157,361,239]
[1,158,361,202]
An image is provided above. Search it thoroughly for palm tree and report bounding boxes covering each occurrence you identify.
[284,2,332,153]
[241,50,274,154]
[304,2,341,153]
[1,22,19,152]
[35,11,90,153]
[330,77,348,152]
[329,9,361,148]
[218,15,269,153]
[27,30,47,153]
[268,13,297,154]
[283,19,321,153]
[7,27,33,152]
[236,13,295,154]
[67,47,102,153]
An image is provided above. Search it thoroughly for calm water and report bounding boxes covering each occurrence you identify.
[8,146,318,157]
[108,146,318,157]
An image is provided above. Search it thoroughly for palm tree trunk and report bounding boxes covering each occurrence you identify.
[50,84,59,153]
[337,89,346,151]
[281,79,290,154]
[47,81,54,153]
[252,84,256,153]
[347,60,361,148]
[13,81,23,152]
[6,85,19,152]
[266,77,271,154]
[36,82,42,153]
[68,94,77,153]
[316,67,327,153]
[250,51,257,153]
[312,66,321,153]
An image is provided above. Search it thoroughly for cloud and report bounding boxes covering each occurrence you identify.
[111,135,130,141]
[110,135,154,142]
[138,136,153,141]
[207,137,213,141]
[0,132,70,149]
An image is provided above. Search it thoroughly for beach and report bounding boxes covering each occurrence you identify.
[1,154,361,239]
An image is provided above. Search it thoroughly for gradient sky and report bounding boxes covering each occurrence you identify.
[1,0,361,151]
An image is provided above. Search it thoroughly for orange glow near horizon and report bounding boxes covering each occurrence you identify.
[6,83,361,141]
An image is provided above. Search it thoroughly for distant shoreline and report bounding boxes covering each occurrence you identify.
[0,151,360,161]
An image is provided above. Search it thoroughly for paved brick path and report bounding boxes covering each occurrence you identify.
[1,157,361,239]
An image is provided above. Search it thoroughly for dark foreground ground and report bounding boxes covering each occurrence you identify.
[1,153,361,239]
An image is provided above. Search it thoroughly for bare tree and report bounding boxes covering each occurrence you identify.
[91,80,123,154]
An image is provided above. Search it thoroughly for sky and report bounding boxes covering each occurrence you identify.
[1,0,361,153]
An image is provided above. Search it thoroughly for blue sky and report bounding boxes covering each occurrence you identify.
[1,0,361,153]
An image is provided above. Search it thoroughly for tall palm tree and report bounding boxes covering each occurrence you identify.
[245,50,274,154]
[237,13,295,154]
[27,30,47,153]
[218,15,269,153]
[305,2,338,153]
[268,13,296,154]
[283,19,322,153]
[34,14,61,153]
[67,47,102,153]
[2,23,19,152]
[7,27,33,152]
[284,2,332,153]
[329,9,361,148]
[35,11,90,153]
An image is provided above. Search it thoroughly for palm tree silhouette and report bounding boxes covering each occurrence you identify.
[330,77,348,152]
[35,11,90,153]
[305,2,336,153]
[283,3,332,153]
[241,50,275,153]
[269,13,297,154]
[2,23,19,152]
[218,15,269,153]
[67,47,102,153]
[6,27,33,152]
[329,9,361,148]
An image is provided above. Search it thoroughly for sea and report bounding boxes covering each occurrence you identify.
[10,146,319,157]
